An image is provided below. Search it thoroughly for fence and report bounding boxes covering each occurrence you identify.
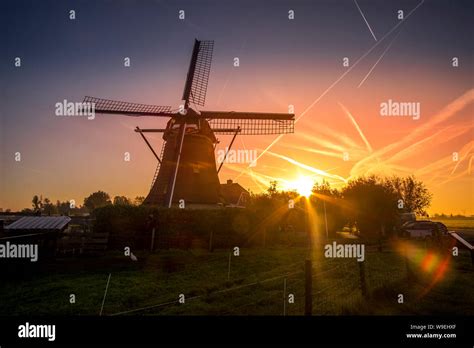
[57,221,109,255]
[101,246,416,316]
[2,239,470,316]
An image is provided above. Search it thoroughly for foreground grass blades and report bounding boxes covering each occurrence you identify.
[0,246,472,316]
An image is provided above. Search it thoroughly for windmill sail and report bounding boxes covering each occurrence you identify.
[182,40,214,107]
[200,110,295,135]
[83,96,173,117]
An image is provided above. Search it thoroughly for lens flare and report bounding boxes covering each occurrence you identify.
[288,176,314,197]
[421,252,439,273]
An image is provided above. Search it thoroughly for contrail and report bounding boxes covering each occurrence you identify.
[338,102,373,153]
[415,141,473,176]
[306,122,361,148]
[433,168,470,187]
[415,156,453,177]
[350,89,474,178]
[450,144,472,175]
[354,0,377,41]
[234,0,425,181]
[224,163,269,189]
[450,143,473,175]
[293,0,424,125]
[358,28,404,88]
[299,132,351,153]
[388,124,472,164]
[266,151,348,182]
[216,40,247,106]
[280,143,347,159]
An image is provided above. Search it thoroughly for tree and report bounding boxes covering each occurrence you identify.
[385,175,432,216]
[310,180,345,238]
[32,195,42,212]
[246,181,304,246]
[83,191,112,211]
[113,196,131,205]
[56,200,71,215]
[134,196,145,205]
[267,181,278,197]
[42,197,57,216]
[342,176,399,238]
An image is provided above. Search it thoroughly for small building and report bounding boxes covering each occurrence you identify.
[220,179,250,208]
[2,216,72,259]
[5,216,71,235]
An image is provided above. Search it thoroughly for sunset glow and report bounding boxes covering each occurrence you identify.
[287,176,314,198]
[0,0,472,216]
[0,1,472,338]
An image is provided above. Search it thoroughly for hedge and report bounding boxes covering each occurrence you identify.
[92,205,307,250]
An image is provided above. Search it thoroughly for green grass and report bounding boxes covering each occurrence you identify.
[432,218,474,230]
[0,246,472,316]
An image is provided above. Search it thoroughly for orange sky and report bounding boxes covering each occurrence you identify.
[2,69,472,214]
[1,0,473,215]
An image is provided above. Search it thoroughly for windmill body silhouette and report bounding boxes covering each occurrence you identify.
[84,40,294,207]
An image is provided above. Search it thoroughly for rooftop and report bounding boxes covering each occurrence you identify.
[5,216,71,230]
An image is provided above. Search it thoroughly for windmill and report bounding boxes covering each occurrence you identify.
[84,39,294,207]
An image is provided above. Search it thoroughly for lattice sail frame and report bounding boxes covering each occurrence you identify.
[208,118,294,135]
[83,96,172,116]
[182,40,214,107]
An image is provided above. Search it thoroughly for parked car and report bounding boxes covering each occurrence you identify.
[401,220,448,239]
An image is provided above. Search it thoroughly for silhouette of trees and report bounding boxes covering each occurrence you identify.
[42,197,56,216]
[24,192,132,214]
[246,181,303,245]
[341,175,432,238]
[134,196,145,205]
[18,175,431,240]
[113,196,131,205]
[310,180,345,238]
[385,175,432,216]
[84,191,112,211]
[342,176,399,238]
[250,175,432,240]
[55,200,71,215]
[267,181,278,197]
[29,195,58,215]
[32,195,42,212]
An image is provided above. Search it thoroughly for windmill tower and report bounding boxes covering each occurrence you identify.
[84,40,294,207]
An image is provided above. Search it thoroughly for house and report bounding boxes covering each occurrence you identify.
[220,179,249,208]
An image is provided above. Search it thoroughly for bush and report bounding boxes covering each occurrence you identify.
[92,205,293,250]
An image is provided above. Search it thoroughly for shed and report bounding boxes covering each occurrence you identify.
[2,216,72,259]
[220,179,249,207]
[5,216,71,232]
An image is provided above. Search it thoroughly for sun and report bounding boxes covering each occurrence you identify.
[290,176,314,197]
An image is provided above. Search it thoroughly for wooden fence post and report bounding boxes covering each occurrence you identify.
[305,259,312,316]
[358,261,368,298]
[150,227,156,252]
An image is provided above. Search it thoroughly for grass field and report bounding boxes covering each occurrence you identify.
[1,243,472,316]
[431,218,474,230]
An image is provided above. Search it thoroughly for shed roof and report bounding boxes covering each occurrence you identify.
[5,216,71,230]
[220,180,249,206]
